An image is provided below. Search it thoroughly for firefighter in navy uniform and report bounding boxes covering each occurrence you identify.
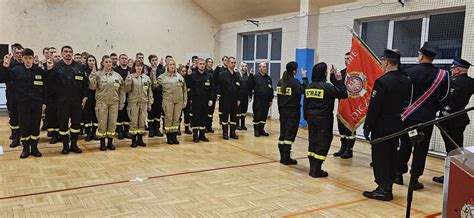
[237,63,250,131]
[114,54,132,140]
[188,58,214,142]
[49,46,88,155]
[362,49,412,201]
[205,58,216,133]
[432,58,474,184]
[248,63,273,137]
[44,53,61,144]
[147,54,165,138]
[3,43,24,148]
[332,52,356,159]
[216,57,241,140]
[276,61,308,165]
[304,62,347,177]
[396,42,449,190]
[1,49,45,158]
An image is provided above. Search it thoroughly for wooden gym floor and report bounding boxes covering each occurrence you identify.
[0,112,444,217]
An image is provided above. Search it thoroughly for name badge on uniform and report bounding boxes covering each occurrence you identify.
[34,81,43,86]
[205,80,210,86]
[305,89,324,99]
[35,75,42,80]
[75,75,84,81]
[236,82,240,86]
[113,82,120,88]
[143,86,149,90]
[178,81,184,87]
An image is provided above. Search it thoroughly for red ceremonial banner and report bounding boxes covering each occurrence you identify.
[337,35,384,131]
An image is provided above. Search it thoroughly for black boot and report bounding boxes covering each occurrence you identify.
[253,124,260,137]
[20,141,30,159]
[206,119,214,133]
[333,140,346,157]
[107,137,116,150]
[137,134,146,147]
[91,127,99,140]
[260,124,269,136]
[50,131,59,144]
[69,134,83,153]
[131,135,137,148]
[199,129,209,142]
[222,125,229,140]
[310,159,328,178]
[432,176,444,184]
[172,133,180,144]
[394,172,403,185]
[230,125,238,139]
[61,135,70,154]
[411,176,424,190]
[166,133,173,145]
[177,125,182,136]
[185,126,192,135]
[279,144,297,165]
[30,140,42,157]
[363,184,393,201]
[241,117,247,130]
[117,125,124,140]
[99,138,107,151]
[340,148,353,159]
[148,122,155,137]
[123,125,131,139]
[9,129,20,148]
[154,122,164,137]
[192,129,199,143]
[85,127,93,141]
[9,129,14,140]
[79,126,84,135]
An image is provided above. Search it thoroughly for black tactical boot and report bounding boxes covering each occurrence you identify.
[30,140,42,157]
[20,140,30,159]
[10,129,20,148]
[310,159,328,178]
[394,173,403,185]
[172,133,180,144]
[241,117,247,130]
[432,176,444,184]
[192,129,199,143]
[199,129,209,142]
[254,124,260,137]
[148,122,155,138]
[99,138,107,151]
[123,125,132,139]
[91,127,99,140]
[131,135,137,148]
[280,144,297,165]
[69,134,83,153]
[117,125,124,140]
[340,148,353,159]
[185,126,192,135]
[137,134,147,147]
[85,127,93,141]
[166,133,173,145]
[50,131,60,144]
[107,137,116,150]
[61,135,70,154]
[230,125,238,139]
[333,140,346,157]
[411,176,424,190]
[154,122,164,137]
[260,124,269,136]
[222,125,229,140]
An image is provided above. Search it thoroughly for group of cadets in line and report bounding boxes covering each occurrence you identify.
[2,43,473,203]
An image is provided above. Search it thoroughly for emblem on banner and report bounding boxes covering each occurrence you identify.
[345,71,367,98]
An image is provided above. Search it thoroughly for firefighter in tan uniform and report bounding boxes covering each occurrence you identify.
[154,59,187,145]
[89,55,126,151]
[125,60,154,148]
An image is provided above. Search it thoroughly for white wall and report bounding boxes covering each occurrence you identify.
[0,0,220,65]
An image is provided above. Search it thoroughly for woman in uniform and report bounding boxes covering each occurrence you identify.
[276,61,308,165]
[155,60,187,144]
[89,55,126,151]
[125,60,153,147]
[82,55,99,141]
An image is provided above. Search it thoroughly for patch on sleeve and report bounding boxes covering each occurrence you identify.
[371,90,377,98]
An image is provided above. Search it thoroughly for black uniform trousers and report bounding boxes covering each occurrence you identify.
[398,120,434,177]
[337,119,356,148]
[7,94,20,130]
[279,108,300,145]
[183,99,192,127]
[439,124,465,153]
[117,101,130,126]
[191,96,208,129]
[18,101,42,142]
[308,115,334,161]
[371,131,398,186]
[82,98,98,128]
[58,102,82,136]
[307,115,333,161]
[238,95,249,120]
[252,95,270,124]
[148,92,163,125]
[45,102,59,133]
[207,99,216,128]
[220,96,238,126]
